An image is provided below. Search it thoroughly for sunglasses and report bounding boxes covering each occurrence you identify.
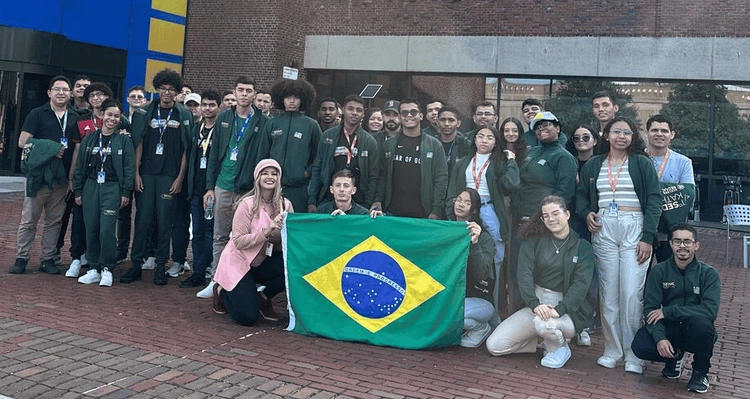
[572,135,593,143]
[400,109,420,117]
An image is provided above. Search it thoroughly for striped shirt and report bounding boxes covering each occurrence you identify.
[597,159,640,208]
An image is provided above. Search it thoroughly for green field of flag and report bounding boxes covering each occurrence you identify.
[283,213,469,349]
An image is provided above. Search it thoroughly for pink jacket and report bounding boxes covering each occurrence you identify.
[214,196,293,291]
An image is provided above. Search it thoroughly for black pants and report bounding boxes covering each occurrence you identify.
[220,252,285,326]
[654,240,672,264]
[282,184,307,214]
[631,316,716,372]
[57,193,86,259]
[116,192,133,260]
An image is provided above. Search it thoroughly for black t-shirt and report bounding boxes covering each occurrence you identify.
[193,124,214,196]
[21,103,81,173]
[140,106,184,177]
[327,130,363,204]
[388,134,425,218]
[87,133,118,182]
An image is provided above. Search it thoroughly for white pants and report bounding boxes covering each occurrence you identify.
[592,209,648,364]
[486,286,575,355]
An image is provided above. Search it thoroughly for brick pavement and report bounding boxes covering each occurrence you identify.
[0,191,747,399]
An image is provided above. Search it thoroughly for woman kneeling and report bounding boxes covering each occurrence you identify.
[485,195,594,368]
[212,159,293,325]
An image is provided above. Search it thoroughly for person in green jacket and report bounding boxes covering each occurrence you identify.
[631,223,719,394]
[486,195,594,369]
[371,98,448,219]
[576,117,662,375]
[308,94,379,210]
[73,100,134,287]
[446,126,519,315]
[315,170,370,216]
[265,79,321,213]
[120,69,193,286]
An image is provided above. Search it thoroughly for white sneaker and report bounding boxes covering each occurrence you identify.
[166,261,184,277]
[80,254,88,266]
[99,268,113,287]
[197,280,215,298]
[576,329,591,346]
[142,257,156,270]
[541,343,572,369]
[65,259,81,278]
[460,322,492,348]
[182,261,191,271]
[78,269,101,284]
[597,355,618,369]
[625,361,643,374]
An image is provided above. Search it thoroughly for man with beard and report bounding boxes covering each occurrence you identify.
[465,101,499,140]
[317,97,339,132]
[632,224,719,394]
[436,106,470,181]
[372,100,401,148]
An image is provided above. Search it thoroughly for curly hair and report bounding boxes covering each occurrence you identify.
[83,82,114,101]
[270,79,316,112]
[152,69,183,91]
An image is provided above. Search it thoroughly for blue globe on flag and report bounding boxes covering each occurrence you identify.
[341,250,406,319]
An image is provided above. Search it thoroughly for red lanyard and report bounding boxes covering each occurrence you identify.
[607,156,626,194]
[343,130,358,166]
[471,154,491,191]
[656,150,670,179]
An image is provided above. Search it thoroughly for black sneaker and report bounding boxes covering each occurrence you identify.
[10,258,27,274]
[662,349,684,379]
[119,266,142,283]
[153,264,167,285]
[39,259,61,275]
[179,273,206,288]
[687,370,709,394]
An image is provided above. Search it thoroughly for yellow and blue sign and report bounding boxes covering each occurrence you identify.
[284,214,469,349]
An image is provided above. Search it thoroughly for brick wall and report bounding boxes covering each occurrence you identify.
[183,0,747,94]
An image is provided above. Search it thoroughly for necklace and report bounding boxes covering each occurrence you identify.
[552,235,571,254]
[260,196,274,204]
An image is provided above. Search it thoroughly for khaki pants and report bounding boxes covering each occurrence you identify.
[210,186,239,276]
[16,183,68,261]
[486,286,575,356]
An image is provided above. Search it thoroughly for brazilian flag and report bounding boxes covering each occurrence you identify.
[282,213,469,349]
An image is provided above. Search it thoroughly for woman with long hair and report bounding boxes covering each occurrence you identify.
[486,195,594,369]
[576,117,661,374]
[446,126,519,316]
[498,117,527,165]
[212,159,294,325]
[449,188,497,348]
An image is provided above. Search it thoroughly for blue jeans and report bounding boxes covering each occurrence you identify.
[190,193,213,276]
[480,201,505,310]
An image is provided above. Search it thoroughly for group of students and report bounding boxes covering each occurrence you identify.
[14,72,718,394]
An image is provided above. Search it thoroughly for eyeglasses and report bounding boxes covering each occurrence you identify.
[452,198,472,206]
[475,112,495,117]
[158,87,176,93]
[534,121,555,131]
[128,94,145,100]
[671,238,695,247]
[609,129,633,136]
[88,92,106,99]
[541,209,565,221]
[50,87,71,93]
[400,109,420,117]
[572,135,592,143]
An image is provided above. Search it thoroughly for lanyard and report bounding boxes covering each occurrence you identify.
[343,131,358,166]
[446,139,456,160]
[607,156,626,195]
[57,109,68,137]
[234,111,253,147]
[471,153,492,191]
[91,114,100,129]
[199,123,214,157]
[655,150,670,179]
[98,133,112,172]
[156,106,174,143]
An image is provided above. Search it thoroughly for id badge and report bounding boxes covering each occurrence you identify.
[608,201,618,216]
[97,171,106,184]
[265,242,273,256]
[60,137,68,149]
[200,156,207,169]
[92,147,99,154]
[155,143,164,155]
[230,148,239,161]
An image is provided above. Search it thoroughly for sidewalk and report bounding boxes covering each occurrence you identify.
[0,190,747,399]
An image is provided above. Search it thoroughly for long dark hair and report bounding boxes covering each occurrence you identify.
[518,195,569,239]
[600,117,647,156]
[498,117,526,162]
[450,188,484,226]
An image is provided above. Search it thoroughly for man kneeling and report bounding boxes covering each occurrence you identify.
[631,224,720,394]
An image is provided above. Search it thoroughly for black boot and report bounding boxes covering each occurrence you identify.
[119,265,142,283]
[179,272,206,288]
[153,264,167,285]
[39,259,61,275]
[10,258,27,274]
